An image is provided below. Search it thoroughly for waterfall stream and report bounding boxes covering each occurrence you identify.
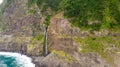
[45,30,48,55]
[43,27,48,56]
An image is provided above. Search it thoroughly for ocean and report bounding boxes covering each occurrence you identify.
[0,52,35,67]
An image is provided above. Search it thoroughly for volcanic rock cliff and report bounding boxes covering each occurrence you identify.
[0,0,120,67]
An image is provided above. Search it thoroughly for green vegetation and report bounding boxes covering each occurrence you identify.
[28,0,59,27]
[52,50,73,62]
[0,0,120,31]
[44,15,51,27]
[28,0,62,11]
[32,34,44,41]
[74,36,120,62]
[28,0,37,7]
[28,0,120,31]
[29,0,120,30]
[28,9,36,14]
[27,35,44,55]
[27,0,120,58]
[60,0,120,30]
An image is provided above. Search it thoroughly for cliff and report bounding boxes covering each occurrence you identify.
[0,0,120,67]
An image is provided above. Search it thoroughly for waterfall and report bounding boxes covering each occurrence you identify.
[43,27,48,56]
[45,30,48,55]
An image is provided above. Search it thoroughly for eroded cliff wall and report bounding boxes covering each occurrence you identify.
[0,0,120,67]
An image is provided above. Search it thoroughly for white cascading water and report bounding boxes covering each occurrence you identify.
[0,52,35,67]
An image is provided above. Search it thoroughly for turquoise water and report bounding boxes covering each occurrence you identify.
[0,55,18,67]
[0,52,35,67]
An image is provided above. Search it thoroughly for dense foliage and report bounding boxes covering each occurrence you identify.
[61,0,120,30]
[28,0,61,27]
[44,15,51,27]
[28,0,120,30]
[28,0,62,11]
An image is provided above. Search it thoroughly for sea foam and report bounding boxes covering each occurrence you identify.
[0,52,35,67]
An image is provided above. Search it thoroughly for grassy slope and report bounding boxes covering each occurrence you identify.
[74,36,120,63]
[27,0,120,58]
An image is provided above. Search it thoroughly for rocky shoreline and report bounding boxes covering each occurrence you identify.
[0,50,39,67]
[0,48,113,67]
